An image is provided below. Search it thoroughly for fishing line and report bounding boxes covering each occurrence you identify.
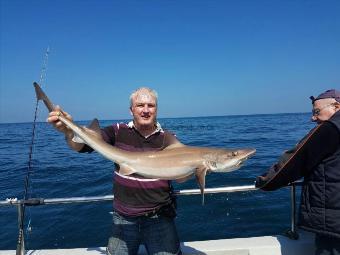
[27,46,50,232]
[16,47,50,254]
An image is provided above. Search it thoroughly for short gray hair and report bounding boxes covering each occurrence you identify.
[129,87,158,107]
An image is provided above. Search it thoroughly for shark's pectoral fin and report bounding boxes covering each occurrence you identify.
[195,166,208,205]
[72,133,85,144]
[119,164,136,176]
[163,142,186,150]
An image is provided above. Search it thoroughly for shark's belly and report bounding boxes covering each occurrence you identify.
[132,164,196,179]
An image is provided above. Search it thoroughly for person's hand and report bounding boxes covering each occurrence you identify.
[47,105,73,137]
[255,164,277,188]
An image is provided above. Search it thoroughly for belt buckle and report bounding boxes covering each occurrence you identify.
[145,209,157,217]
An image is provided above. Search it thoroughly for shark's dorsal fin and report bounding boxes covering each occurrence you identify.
[74,119,102,144]
[195,166,208,205]
[88,118,101,134]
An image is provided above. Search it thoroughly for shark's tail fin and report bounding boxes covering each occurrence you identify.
[33,82,55,112]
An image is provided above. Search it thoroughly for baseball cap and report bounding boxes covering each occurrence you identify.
[310,89,340,103]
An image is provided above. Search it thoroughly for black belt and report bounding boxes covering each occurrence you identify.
[143,209,159,217]
[143,203,176,218]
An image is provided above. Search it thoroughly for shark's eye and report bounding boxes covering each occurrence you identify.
[232,151,238,156]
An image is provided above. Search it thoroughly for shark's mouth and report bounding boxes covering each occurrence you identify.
[236,161,244,168]
[237,155,252,167]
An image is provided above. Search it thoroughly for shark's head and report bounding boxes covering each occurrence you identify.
[205,148,256,172]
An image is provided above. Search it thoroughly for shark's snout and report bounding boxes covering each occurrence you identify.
[241,148,256,158]
[236,148,256,167]
[239,148,256,160]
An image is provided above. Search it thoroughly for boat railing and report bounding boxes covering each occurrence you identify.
[0,181,302,254]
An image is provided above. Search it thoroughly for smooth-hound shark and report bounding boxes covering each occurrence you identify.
[34,82,256,202]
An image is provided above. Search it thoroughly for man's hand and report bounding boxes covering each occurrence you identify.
[47,105,73,137]
[46,105,85,151]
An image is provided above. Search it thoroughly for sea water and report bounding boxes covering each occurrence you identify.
[0,113,314,249]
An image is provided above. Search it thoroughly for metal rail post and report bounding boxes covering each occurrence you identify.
[285,183,299,240]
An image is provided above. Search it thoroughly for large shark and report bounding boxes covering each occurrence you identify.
[34,82,256,202]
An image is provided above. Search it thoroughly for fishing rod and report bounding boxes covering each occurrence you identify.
[16,47,50,255]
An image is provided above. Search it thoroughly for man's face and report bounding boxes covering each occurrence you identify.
[130,90,157,128]
[311,98,338,123]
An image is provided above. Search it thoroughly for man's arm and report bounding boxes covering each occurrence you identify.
[296,121,339,174]
[256,121,339,190]
[162,132,194,183]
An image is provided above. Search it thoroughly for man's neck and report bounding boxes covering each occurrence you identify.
[134,122,157,137]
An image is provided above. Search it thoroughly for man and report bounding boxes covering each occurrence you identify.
[256,89,340,255]
[48,87,182,255]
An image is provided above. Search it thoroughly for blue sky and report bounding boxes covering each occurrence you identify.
[1,0,339,123]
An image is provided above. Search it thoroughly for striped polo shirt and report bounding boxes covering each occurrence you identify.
[81,121,177,216]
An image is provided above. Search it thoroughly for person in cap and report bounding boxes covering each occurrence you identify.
[256,89,340,255]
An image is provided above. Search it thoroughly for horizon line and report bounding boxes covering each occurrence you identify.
[0,111,310,125]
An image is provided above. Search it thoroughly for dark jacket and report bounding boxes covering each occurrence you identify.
[298,111,340,238]
[256,111,340,238]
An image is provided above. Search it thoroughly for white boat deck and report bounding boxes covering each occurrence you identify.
[0,231,315,255]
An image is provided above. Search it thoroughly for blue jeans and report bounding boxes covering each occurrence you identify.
[106,211,181,255]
